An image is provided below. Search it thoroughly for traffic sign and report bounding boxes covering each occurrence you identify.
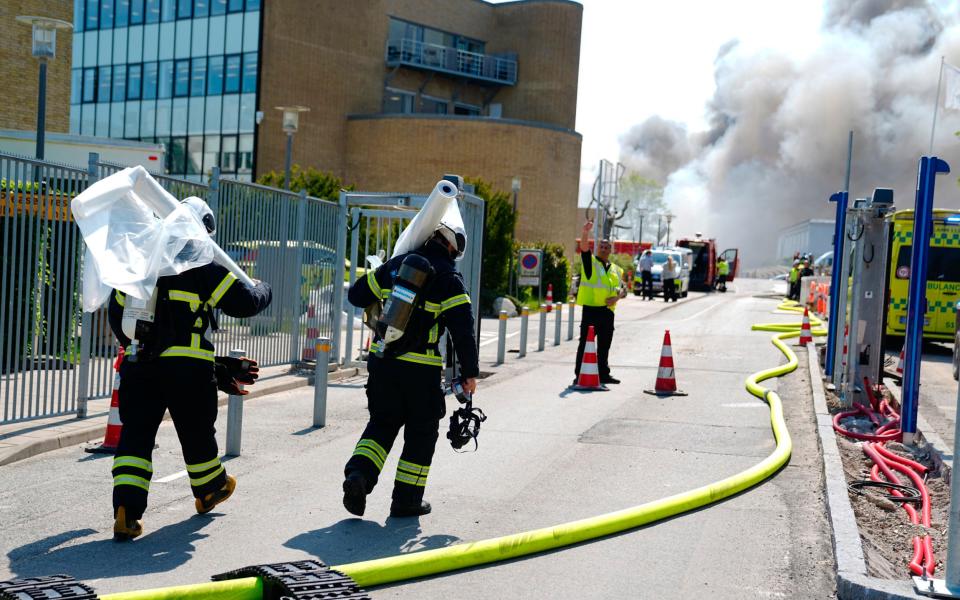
[518,249,543,287]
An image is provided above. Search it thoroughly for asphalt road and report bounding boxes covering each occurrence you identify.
[0,279,836,599]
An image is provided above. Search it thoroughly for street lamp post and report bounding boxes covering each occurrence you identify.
[16,16,73,161]
[274,106,310,190]
[657,214,663,246]
[665,213,674,246]
[509,176,521,296]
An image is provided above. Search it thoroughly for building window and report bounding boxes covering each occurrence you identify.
[100,0,114,29]
[116,0,130,27]
[224,54,241,93]
[228,0,243,12]
[241,53,257,93]
[246,0,260,9]
[207,56,224,94]
[158,60,174,98]
[130,0,144,24]
[187,136,203,174]
[174,59,190,96]
[85,0,99,29]
[98,66,112,102]
[143,61,158,98]
[146,0,161,23]
[83,68,97,103]
[191,57,206,96]
[383,88,414,114]
[161,0,176,21]
[72,69,83,104]
[220,134,237,172]
[194,0,209,18]
[420,96,447,114]
[453,103,480,116]
[238,134,253,175]
[211,0,227,15]
[112,66,127,101]
[168,136,187,173]
[177,0,192,19]
[127,64,142,100]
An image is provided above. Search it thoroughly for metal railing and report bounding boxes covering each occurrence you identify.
[0,150,340,424]
[385,38,518,85]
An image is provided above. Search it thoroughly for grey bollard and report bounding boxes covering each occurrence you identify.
[567,300,575,341]
[554,302,562,346]
[496,310,507,365]
[225,348,246,457]
[519,306,529,358]
[313,337,331,428]
[538,305,547,351]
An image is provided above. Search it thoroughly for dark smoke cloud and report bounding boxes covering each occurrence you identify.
[619,0,960,267]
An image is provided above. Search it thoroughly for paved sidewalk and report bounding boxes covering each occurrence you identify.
[0,363,360,467]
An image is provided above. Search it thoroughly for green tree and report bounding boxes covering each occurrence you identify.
[466,177,517,312]
[515,241,570,306]
[618,173,665,243]
[256,164,351,201]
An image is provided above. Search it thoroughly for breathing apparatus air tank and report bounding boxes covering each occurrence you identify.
[376,254,434,354]
[121,288,159,362]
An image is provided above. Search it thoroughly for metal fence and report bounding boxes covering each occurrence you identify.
[0,150,341,425]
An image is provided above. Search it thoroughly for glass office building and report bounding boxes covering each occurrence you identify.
[70,0,261,180]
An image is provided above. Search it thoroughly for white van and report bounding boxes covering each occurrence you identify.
[634,247,693,297]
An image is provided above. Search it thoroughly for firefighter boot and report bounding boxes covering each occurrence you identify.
[195,475,237,514]
[113,506,144,541]
[390,500,432,518]
[342,473,368,517]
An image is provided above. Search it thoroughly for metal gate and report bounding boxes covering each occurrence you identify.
[336,183,484,367]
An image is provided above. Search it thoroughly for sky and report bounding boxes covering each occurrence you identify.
[572,0,824,205]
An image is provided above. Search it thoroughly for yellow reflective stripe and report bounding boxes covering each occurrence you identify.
[114,290,126,307]
[369,342,443,366]
[169,290,202,311]
[113,456,154,472]
[113,474,150,491]
[428,323,439,344]
[366,270,383,299]
[424,301,442,313]
[191,333,201,348]
[189,465,225,487]
[209,272,238,308]
[440,294,470,312]
[397,459,430,476]
[380,288,392,300]
[356,439,387,461]
[159,346,215,361]
[395,471,427,487]
[186,457,222,473]
[352,447,385,470]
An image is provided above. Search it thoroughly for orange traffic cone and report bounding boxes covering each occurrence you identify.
[572,325,608,391]
[644,330,688,397]
[896,344,905,378]
[545,284,554,313]
[798,308,813,346]
[85,347,125,454]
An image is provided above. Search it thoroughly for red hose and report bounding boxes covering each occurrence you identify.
[874,444,928,475]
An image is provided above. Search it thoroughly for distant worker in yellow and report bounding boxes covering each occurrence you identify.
[716,256,729,292]
[788,260,801,300]
[574,220,626,385]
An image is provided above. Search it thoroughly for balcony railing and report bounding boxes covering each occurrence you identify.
[385,38,517,86]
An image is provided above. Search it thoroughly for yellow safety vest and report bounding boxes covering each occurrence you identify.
[717,261,729,276]
[577,255,620,312]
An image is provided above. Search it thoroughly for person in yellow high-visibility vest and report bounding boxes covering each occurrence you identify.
[575,220,626,385]
[716,256,730,292]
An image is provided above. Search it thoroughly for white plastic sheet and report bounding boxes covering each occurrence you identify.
[391,180,458,258]
[71,167,215,312]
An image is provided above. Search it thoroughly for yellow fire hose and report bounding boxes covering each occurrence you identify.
[102,298,821,599]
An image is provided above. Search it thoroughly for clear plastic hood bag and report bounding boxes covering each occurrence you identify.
[71,167,215,312]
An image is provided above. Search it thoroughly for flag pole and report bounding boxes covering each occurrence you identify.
[930,55,945,155]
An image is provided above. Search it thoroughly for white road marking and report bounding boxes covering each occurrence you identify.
[156,470,188,483]
[479,331,520,347]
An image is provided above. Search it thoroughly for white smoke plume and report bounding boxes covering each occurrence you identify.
[619,0,960,267]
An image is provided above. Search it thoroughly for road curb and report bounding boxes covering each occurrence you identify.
[807,342,928,599]
[0,366,361,468]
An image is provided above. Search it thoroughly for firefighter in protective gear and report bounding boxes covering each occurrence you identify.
[107,198,272,541]
[342,223,479,518]
[575,220,625,385]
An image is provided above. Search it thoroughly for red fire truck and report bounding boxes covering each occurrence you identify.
[676,236,740,291]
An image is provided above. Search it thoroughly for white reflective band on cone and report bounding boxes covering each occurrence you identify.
[581,362,599,375]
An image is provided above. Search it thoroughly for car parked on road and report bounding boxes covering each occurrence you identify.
[634,247,693,298]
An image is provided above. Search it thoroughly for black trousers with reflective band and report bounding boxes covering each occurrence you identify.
[576,305,615,378]
[112,358,225,520]
[344,357,445,504]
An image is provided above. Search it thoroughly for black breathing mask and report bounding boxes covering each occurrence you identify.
[446,378,486,452]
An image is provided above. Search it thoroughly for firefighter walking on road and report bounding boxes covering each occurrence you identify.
[341,213,479,518]
[107,199,272,541]
[575,220,626,385]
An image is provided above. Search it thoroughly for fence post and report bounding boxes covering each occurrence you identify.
[313,337,331,428]
[76,152,100,419]
[567,300,575,341]
[519,306,529,358]
[554,302,562,346]
[207,166,220,215]
[290,189,307,366]
[225,348,246,456]
[331,191,348,364]
[344,208,360,366]
[538,305,547,351]
[496,310,507,365]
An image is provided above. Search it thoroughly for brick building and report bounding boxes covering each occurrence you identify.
[69,0,582,251]
[0,1,73,134]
